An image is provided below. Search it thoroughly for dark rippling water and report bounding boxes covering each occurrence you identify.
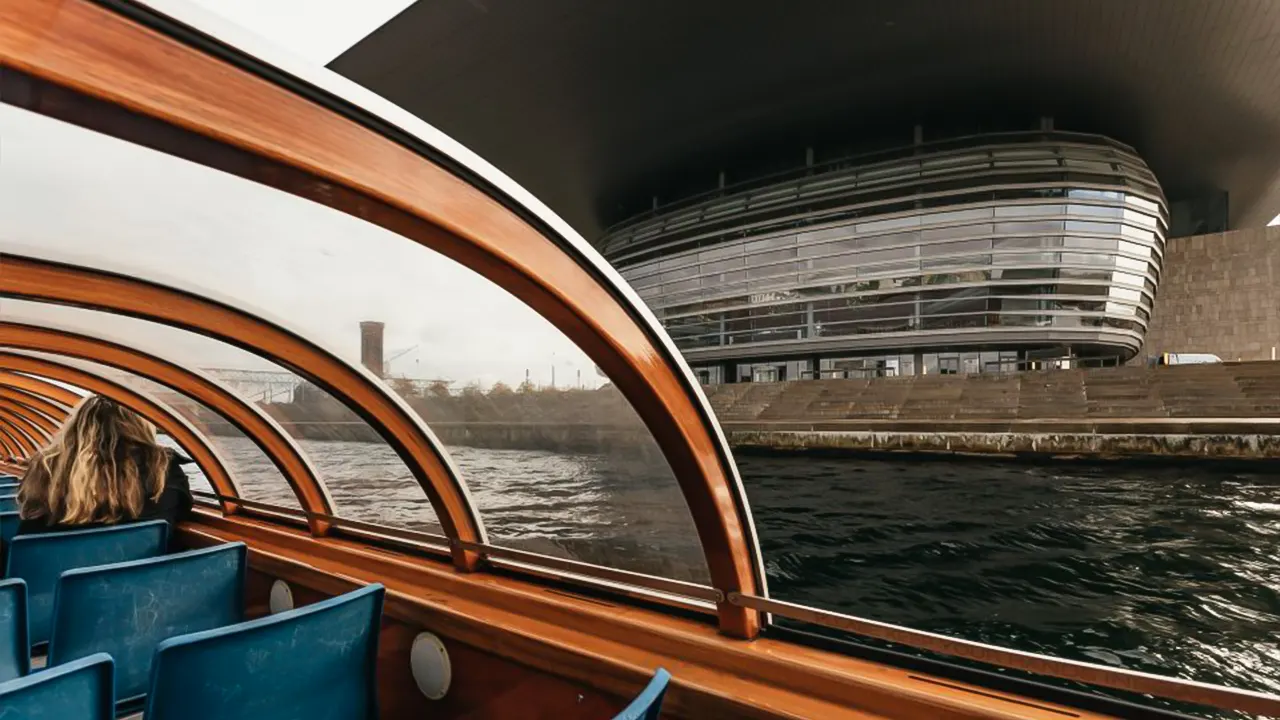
[196,439,1280,713]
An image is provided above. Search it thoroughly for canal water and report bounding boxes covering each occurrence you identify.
[195,438,1280,709]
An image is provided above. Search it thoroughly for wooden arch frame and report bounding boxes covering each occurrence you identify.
[0,352,240,513]
[0,370,78,462]
[0,0,763,633]
[0,383,70,424]
[0,422,23,459]
[0,258,484,566]
[0,321,327,529]
[0,370,81,409]
[0,402,51,455]
[0,407,41,455]
[0,396,57,437]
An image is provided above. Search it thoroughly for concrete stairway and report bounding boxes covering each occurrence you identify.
[843,376,915,419]
[804,380,873,419]
[715,382,789,421]
[705,361,1280,423]
[1016,370,1087,419]
[1082,366,1163,417]
[953,373,1019,419]
[899,375,965,420]
[703,384,750,417]
[1228,363,1280,416]
[1155,364,1253,417]
[756,380,827,420]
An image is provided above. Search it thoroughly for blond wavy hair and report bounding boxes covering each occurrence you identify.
[19,395,168,526]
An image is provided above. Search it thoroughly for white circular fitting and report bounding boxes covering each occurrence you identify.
[268,579,294,614]
[410,632,451,700]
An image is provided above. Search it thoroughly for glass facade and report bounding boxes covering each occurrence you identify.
[601,133,1168,376]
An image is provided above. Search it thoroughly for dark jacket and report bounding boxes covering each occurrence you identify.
[16,449,194,537]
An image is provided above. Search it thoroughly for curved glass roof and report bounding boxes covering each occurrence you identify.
[0,4,1275,714]
[0,101,711,585]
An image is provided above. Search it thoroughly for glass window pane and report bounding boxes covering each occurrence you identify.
[0,104,708,582]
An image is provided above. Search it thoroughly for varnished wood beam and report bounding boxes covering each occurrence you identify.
[0,384,68,424]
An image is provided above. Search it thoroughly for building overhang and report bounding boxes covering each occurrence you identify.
[333,0,1280,239]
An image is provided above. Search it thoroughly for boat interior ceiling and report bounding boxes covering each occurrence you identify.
[0,0,1276,717]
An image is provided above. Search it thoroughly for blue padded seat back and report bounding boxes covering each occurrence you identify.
[49,542,246,703]
[0,651,114,719]
[613,668,672,720]
[145,583,386,720]
[0,511,19,581]
[0,495,15,513]
[0,578,28,682]
[0,511,17,545]
[5,520,168,646]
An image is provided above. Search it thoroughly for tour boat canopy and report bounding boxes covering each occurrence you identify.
[0,0,764,638]
[0,2,1278,715]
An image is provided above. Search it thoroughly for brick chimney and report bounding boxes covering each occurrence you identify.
[359,321,385,377]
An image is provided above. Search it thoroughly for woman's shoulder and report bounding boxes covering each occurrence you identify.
[160,449,192,490]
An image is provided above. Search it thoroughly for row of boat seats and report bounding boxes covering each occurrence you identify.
[0,510,671,719]
[9,520,171,646]
[0,520,386,717]
[0,583,385,717]
[1,476,21,568]
[0,476,18,585]
[2,475,19,516]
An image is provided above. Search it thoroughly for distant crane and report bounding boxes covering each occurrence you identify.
[383,344,419,376]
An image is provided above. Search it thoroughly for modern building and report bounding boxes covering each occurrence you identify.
[332,1,1280,381]
[597,131,1165,382]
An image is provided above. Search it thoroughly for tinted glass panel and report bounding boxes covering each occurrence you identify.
[0,104,708,582]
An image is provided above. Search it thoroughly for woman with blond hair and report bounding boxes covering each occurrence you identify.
[17,394,192,535]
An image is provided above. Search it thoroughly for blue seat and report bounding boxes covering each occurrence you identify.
[613,668,671,720]
[0,578,28,682]
[0,511,17,544]
[0,652,114,719]
[0,511,19,574]
[0,495,16,513]
[145,583,385,720]
[48,542,246,706]
[5,520,168,646]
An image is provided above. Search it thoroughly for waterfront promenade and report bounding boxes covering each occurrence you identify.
[707,361,1280,460]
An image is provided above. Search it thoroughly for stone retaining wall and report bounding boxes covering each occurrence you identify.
[1143,225,1280,363]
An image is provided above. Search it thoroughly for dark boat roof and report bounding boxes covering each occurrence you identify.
[331,0,1280,237]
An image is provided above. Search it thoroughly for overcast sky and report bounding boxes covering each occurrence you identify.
[185,0,415,65]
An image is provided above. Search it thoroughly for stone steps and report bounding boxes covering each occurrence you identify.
[710,360,1280,423]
